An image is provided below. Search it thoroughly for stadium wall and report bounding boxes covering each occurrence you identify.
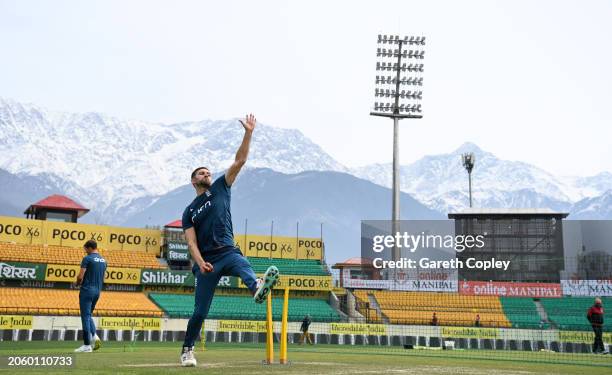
[1,315,609,353]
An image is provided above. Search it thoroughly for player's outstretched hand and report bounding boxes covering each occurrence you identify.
[239,114,256,132]
[199,261,214,274]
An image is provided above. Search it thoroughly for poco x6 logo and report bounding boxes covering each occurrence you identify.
[52,229,86,241]
[248,241,277,252]
[0,224,22,235]
[105,269,140,283]
[109,233,142,245]
[286,276,330,289]
[46,265,78,279]
[298,239,322,248]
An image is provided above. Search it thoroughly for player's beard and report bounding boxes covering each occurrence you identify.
[196,179,212,189]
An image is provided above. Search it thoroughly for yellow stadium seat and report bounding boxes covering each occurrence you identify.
[352,290,511,328]
[0,288,163,317]
[0,242,165,269]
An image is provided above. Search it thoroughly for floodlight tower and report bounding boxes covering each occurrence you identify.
[461,152,475,208]
[370,35,425,261]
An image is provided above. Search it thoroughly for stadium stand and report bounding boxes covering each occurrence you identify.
[0,288,163,317]
[368,291,511,327]
[540,296,612,331]
[352,289,382,323]
[0,243,164,269]
[499,297,544,329]
[149,293,341,322]
[247,257,328,276]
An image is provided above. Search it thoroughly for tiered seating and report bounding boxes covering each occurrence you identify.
[540,297,612,331]
[500,297,544,329]
[247,257,328,276]
[0,288,163,317]
[372,291,511,327]
[0,243,163,269]
[352,290,382,322]
[149,294,341,322]
[353,290,369,305]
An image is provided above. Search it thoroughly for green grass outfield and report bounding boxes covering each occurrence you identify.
[0,341,610,375]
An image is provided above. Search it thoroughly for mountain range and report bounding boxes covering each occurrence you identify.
[352,142,612,215]
[0,97,345,224]
[122,168,442,262]
[1,97,610,262]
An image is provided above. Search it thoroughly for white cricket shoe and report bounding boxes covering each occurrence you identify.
[253,265,280,304]
[180,346,197,367]
[74,345,93,353]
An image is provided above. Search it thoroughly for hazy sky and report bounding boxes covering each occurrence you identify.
[1,0,610,176]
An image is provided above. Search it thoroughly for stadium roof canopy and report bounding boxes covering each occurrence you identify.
[24,194,89,218]
[164,219,182,228]
[332,257,375,269]
[448,208,569,219]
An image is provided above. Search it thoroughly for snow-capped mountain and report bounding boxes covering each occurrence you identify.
[0,97,346,223]
[1,97,610,223]
[352,142,611,215]
[570,191,612,219]
[121,168,443,263]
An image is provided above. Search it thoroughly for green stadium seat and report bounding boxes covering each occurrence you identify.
[540,297,612,332]
[148,293,340,322]
[499,297,545,329]
[246,257,329,276]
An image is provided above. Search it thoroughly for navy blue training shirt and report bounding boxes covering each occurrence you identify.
[182,174,234,255]
[80,253,107,293]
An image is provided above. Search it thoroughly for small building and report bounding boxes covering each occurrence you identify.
[24,194,89,223]
[163,219,190,267]
[332,257,381,288]
[163,219,184,242]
